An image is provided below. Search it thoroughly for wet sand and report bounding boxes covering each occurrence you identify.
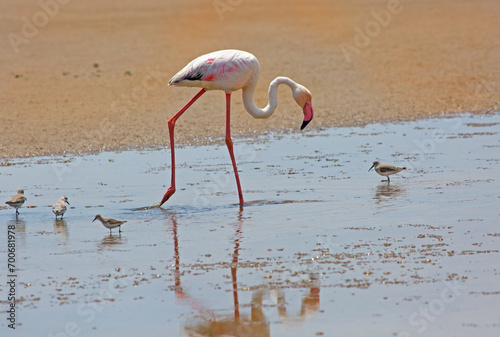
[1,0,499,158]
[0,113,499,336]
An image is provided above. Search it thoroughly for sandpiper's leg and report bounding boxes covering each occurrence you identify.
[119,226,121,233]
[224,93,244,205]
[160,88,206,206]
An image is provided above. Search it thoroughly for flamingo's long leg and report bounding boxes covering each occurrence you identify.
[160,88,206,206]
[225,93,244,205]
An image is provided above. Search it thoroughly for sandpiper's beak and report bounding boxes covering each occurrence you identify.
[301,99,314,130]
[67,201,70,205]
[92,216,97,222]
[368,164,375,172]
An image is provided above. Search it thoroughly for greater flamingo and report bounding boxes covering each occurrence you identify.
[160,49,314,206]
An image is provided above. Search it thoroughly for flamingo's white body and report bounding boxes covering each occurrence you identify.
[160,49,314,206]
[170,50,259,93]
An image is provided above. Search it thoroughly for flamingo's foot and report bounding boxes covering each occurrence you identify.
[160,186,176,206]
[175,289,185,298]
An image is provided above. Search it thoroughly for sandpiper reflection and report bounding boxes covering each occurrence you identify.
[374,183,405,201]
[54,219,68,242]
[98,233,125,251]
[8,218,26,247]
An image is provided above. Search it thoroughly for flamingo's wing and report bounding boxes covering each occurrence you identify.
[169,50,255,86]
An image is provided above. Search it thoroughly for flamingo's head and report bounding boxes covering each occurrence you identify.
[292,85,314,130]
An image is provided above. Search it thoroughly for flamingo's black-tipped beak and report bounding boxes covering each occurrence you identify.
[301,99,314,130]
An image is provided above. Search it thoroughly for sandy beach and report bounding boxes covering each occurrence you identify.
[1,0,499,158]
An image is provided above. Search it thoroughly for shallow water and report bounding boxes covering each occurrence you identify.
[1,112,499,337]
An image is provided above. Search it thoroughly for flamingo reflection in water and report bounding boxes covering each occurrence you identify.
[166,211,321,336]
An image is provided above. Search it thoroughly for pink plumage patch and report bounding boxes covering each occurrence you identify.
[202,61,240,82]
[304,99,314,121]
[225,64,238,73]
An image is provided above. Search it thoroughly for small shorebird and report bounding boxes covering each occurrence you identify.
[368,160,406,183]
[92,214,127,233]
[5,189,27,215]
[52,196,70,219]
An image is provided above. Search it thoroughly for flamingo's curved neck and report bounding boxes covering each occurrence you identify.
[242,76,297,119]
